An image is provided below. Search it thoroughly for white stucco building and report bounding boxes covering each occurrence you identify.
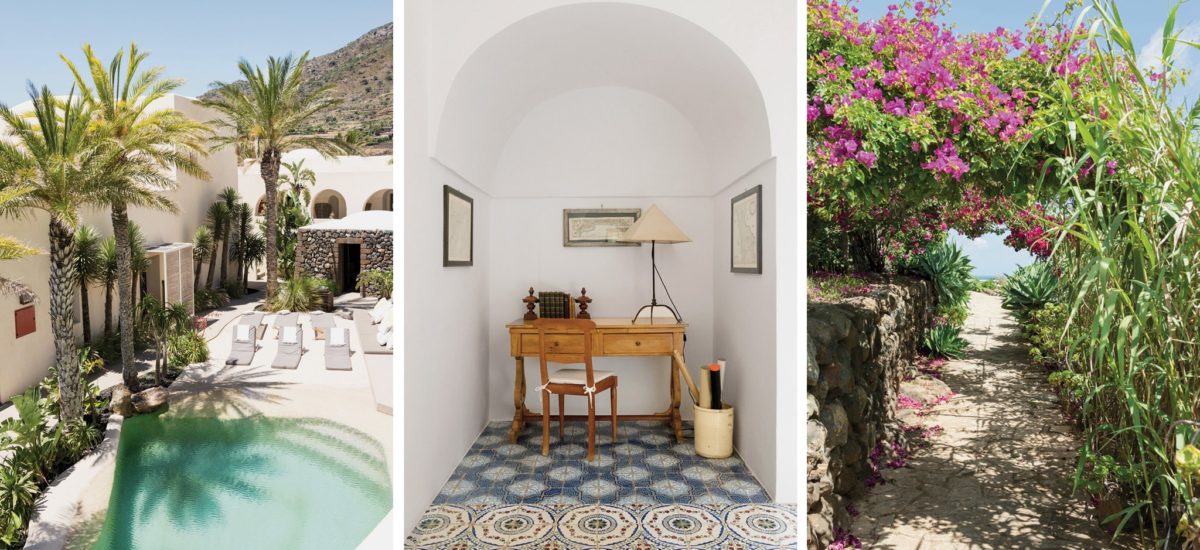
[238,149,394,221]
[0,97,395,404]
[0,95,237,402]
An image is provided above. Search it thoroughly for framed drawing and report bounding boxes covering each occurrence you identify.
[562,208,642,247]
[443,185,473,266]
[731,185,762,273]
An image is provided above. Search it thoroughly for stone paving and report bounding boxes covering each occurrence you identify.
[850,292,1140,549]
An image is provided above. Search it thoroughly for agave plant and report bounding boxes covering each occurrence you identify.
[923,325,968,359]
[1000,262,1058,323]
[906,240,975,312]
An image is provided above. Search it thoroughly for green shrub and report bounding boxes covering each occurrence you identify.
[355,268,393,299]
[195,287,229,311]
[222,280,245,299]
[169,330,209,367]
[905,240,974,323]
[1000,262,1058,323]
[270,274,323,312]
[923,325,968,359]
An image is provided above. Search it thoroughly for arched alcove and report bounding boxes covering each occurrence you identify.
[311,190,346,219]
[254,195,267,216]
[364,189,394,212]
[435,1,772,194]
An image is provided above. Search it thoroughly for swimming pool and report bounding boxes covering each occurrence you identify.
[92,415,391,550]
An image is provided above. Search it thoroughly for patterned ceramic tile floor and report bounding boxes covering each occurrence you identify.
[406,420,798,549]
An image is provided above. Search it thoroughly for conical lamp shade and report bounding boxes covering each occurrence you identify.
[620,205,691,243]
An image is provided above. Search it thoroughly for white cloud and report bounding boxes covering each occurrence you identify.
[1137,19,1200,105]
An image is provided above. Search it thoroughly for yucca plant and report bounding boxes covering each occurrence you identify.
[1000,262,1058,323]
[923,325,968,359]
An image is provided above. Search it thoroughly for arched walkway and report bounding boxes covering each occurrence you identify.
[849,292,1135,548]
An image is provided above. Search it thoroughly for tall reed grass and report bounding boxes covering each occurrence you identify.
[1040,1,1200,543]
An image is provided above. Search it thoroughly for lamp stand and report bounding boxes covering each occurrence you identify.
[632,240,682,324]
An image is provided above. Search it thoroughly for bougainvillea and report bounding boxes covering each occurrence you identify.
[807,0,1107,271]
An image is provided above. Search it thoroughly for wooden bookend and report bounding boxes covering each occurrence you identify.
[575,288,592,319]
[523,287,539,321]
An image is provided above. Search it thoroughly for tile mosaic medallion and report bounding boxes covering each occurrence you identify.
[407,421,798,549]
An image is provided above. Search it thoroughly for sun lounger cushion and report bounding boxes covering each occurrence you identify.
[370,298,390,324]
[271,331,303,370]
[324,328,352,371]
[282,326,299,345]
[235,324,253,343]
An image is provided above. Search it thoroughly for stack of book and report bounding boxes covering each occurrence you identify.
[538,291,571,319]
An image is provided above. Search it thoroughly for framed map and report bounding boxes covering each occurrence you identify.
[562,209,641,247]
[444,185,473,266]
[731,185,762,273]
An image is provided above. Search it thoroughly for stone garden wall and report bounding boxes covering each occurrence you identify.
[296,228,393,291]
[807,276,933,548]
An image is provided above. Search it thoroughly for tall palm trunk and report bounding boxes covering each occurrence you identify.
[48,216,82,423]
[103,282,113,337]
[80,282,92,344]
[113,204,139,392]
[206,235,221,289]
[193,255,203,293]
[262,149,281,298]
[220,227,231,286]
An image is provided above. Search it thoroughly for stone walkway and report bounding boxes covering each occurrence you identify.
[850,292,1138,549]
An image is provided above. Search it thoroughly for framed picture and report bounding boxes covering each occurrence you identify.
[562,208,642,247]
[443,185,473,266]
[731,185,762,273]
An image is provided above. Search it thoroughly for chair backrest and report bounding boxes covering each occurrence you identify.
[532,318,597,387]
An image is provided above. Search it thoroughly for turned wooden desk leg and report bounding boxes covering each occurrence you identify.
[670,354,683,443]
[510,356,526,443]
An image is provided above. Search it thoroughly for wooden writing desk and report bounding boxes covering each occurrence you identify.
[506,317,689,443]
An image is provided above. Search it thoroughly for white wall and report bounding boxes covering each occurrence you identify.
[403,0,493,534]
[713,159,779,498]
[487,197,713,420]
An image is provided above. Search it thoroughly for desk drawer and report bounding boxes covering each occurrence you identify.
[602,333,673,355]
[520,333,587,354]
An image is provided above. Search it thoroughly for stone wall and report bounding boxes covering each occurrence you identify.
[296,229,393,292]
[807,276,933,548]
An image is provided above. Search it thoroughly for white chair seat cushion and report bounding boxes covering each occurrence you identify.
[548,369,614,385]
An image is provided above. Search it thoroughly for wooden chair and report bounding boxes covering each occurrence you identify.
[532,318,617,461]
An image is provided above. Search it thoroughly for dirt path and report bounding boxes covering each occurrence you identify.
[850,292,1135,549]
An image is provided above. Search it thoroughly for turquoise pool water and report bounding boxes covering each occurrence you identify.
[93,415,391,550]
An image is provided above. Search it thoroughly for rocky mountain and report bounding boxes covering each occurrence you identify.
[202,22,393,156]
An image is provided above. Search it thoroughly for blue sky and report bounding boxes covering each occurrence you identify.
[0,0,391,105]
[852,1,1200,277]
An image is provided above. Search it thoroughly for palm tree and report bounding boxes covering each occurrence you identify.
[201,53,357,299]
[62,43,211,393]
[137,295,190,386]
[239,231,266,291]
[0,183,37,297]
[233,203,252,293]
[98,237,117,337]
[277,159,315,207]
[73,226,103,344]
[191,226,213,293]
[217,187,240,285]
[204,201,228,290]
[0,84,119,423]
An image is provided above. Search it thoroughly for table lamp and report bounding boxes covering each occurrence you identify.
[619,204,690,323]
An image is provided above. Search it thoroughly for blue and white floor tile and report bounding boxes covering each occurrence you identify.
[409,420,797,549]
